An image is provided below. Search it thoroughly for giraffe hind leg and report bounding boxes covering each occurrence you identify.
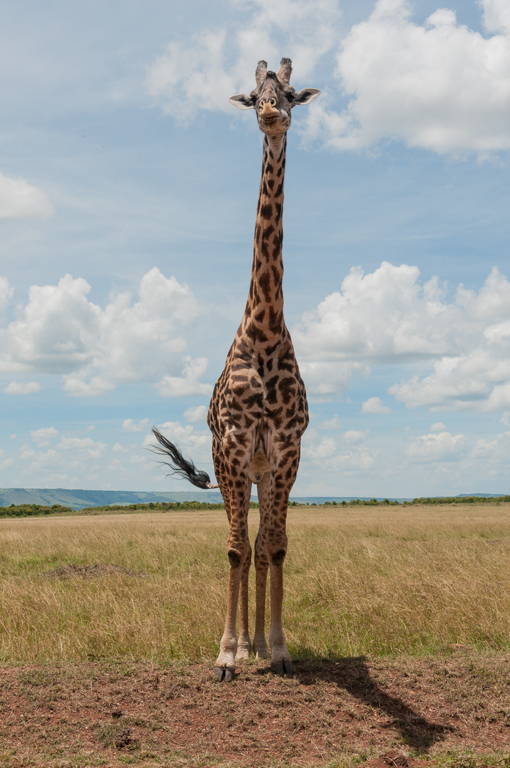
[253,471,270,660]
[267,446,300,677]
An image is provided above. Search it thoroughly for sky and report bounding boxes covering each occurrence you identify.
[1,0,510,497]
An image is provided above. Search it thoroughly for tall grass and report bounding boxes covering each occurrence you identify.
[0,504,509,662]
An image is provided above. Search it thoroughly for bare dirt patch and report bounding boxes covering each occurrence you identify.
[1,653,510,767]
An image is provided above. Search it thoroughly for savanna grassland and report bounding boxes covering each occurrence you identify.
[1,502,510,767]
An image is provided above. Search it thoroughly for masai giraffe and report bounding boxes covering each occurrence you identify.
[153,58,320,681]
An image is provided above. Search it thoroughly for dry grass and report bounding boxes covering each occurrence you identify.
[0,503,509,662]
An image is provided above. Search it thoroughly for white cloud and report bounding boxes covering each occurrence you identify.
[304,433,337,459]
[146,0,337,120]
[295,262,510,412]
[317,414,342,429]
[155,356,213,398]
[407,430,467,461]
[430,422,447,433]
[361,396,392,414]
[184,405,208,423]
[471,429,510,459]
[343,429,369,444]
[483,0,510,35]
[302,428,377,473]
[389,348,510,412]
[299,360,369,400]
[56,436,106,460]
[148,0,510,157]
[294,262,455,365]
[0,268,211,397]
[30,427,58,445]
[123,418,150,433]
[0,450,13,469]
[0,171,53,220]
[18,434,108,482]
[305,0,510,154]
[147,30,238,122]
[294,261,451,398]
[5,381,41,395]
[0,277,13,316]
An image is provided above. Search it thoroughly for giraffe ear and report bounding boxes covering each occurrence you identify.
[229,93,255,110]
[292,88,321,106]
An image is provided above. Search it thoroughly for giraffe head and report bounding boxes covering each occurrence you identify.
[229,58,320,135]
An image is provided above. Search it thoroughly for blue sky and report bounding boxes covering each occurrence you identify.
[1,0,510,497]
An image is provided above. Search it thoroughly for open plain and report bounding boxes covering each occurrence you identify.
[1,502,510,766]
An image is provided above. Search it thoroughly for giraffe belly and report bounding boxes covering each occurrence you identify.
[248,452,271,484]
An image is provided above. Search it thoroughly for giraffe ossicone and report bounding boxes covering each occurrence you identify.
[153,58,320,681]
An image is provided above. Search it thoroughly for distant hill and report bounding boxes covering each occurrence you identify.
[0,488,224,511]
[456,493,506,498]
[0,489,504,511]
[0,488,410,510]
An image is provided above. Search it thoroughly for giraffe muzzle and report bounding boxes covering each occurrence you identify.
[259,103,280,121]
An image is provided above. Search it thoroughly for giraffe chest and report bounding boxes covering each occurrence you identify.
[207,341,308,439]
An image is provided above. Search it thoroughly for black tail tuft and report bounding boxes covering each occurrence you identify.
[151,427,214,490]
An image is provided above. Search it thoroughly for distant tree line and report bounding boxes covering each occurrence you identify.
[0,504,74,518]
[0,495,508,519]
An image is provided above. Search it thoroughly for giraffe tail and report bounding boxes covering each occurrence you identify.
[151,427,218,490]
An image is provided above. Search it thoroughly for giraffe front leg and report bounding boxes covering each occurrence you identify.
[267,450,299,677]
[253,553,270,659]
[253,472,270,659]
[236,541,252,661]
[268,559,292,676]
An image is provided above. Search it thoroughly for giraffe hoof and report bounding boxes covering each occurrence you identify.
[271,660,293,677]
[213,665,236,682]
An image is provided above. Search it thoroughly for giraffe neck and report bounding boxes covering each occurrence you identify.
[241,133,287,344]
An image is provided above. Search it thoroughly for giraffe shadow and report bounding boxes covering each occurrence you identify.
[281,657,452,752]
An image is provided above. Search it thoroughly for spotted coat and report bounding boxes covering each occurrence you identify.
[206,58,320,680]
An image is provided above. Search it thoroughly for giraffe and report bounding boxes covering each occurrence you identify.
[153,58,320,681]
